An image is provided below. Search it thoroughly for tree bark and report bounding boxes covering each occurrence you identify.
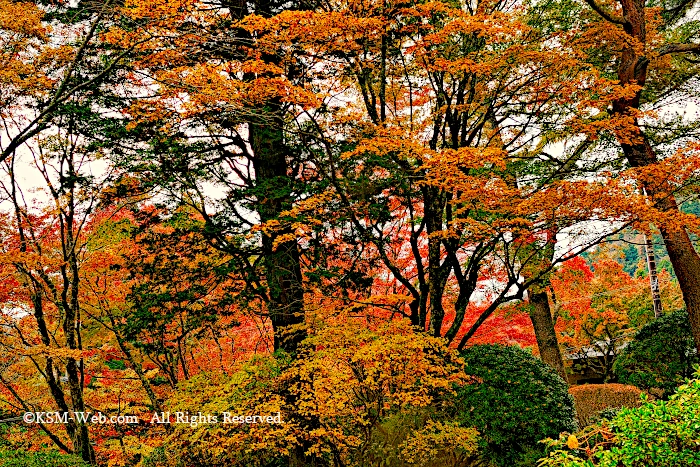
[524,228,567,380]
[425,186,450,336]
[615,87,700,355]
[529,290,568,381]
[250,105,306,354]
[643,233,663,318]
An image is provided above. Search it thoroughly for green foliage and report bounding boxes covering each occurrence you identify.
[621,242,640,276]
[0,450,89,467]
[538,373,700,467]
[453,344,577,467]
[595,407,620,422]
[613,311,699,397]
[119,207,240,385]
[104,359,126,370]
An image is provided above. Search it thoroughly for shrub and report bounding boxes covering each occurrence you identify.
[568,384,644,427]
[595,407,620,422]
[155,319,478,467]
[613,310,698,397]
[363,414,480,467]
[0,450,90,467]
[454,344,576,467]
[539,372,700,466]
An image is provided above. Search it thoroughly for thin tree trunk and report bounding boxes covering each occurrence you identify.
[643,233,663,318]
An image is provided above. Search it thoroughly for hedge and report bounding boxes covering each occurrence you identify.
[568,383,644,427]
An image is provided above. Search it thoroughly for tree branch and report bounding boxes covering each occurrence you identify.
[657,43,700,57]
[584,0,628,25]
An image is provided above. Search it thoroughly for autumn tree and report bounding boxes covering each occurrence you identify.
[84,0,682,363]
[553,0,700,350]
[75,202,264,463]
[115,205,261,385]
[224,0,653,353]
[0,0,141,167]
[0,164,261,464]
[0,115,105,463]
[0,1,150,461]
[98,0,331,354]
[160,317,475,467]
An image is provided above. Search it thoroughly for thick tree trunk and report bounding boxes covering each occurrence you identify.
[523,229,567,380]
[615,115,700,353]
[657,220,700,348]
[425,186,450,336]
[529,290,568,381]
[250,107,306,354]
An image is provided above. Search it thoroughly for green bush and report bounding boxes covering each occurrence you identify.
[595,407,620,422]
[0,450,90,467]
[613,310,698,397]
[538,372,700,467]
[454,344,577,467]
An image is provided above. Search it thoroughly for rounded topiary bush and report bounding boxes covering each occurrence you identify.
[569,383,644,427]
[453,344,576,467]
[613,310,698,397]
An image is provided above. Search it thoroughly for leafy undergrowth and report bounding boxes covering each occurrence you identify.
[539,372,700,467]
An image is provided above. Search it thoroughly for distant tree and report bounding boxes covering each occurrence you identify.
[552,251,682,381]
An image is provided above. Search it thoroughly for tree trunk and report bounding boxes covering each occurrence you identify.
[425,186,450,336]
[615,108,700,354]
[529,290,568,381]
[524,228,567,380]
[593,0,700,353]
[250,105,306,354]
[643,233,663,318]
[657,221,700,348]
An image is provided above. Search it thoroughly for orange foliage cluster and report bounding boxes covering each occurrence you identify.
[553,253,682,358]
[0,201,271,463]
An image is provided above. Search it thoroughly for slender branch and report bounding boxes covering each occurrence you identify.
[1,32,149,164]
[0,373,72,454]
